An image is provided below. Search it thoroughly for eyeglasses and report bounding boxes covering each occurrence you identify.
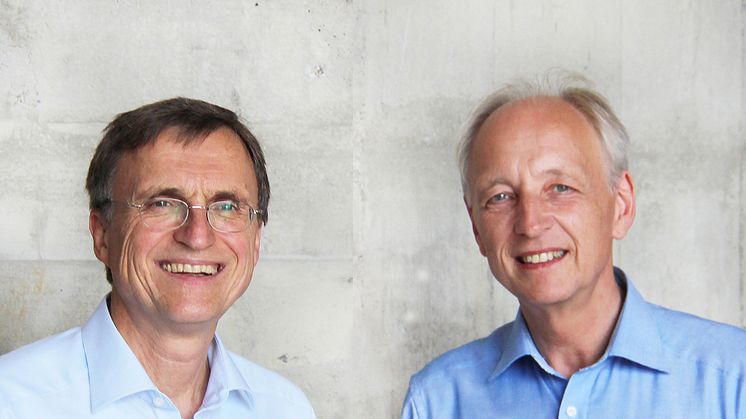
[114,197,263,233]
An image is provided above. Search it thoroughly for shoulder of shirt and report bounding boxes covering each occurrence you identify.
[409,322,512,389]
[651,303,746,372]
[0,327,86,400]
[224,348,314,410]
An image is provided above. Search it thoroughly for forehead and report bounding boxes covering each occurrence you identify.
[113,127,258,201]
[469,97,605,179]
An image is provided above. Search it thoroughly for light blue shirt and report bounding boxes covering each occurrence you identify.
[0,297,315,419]
[402,269,746,419]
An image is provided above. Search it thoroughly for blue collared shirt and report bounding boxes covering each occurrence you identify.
[401,269,746,419]
[0,298,315,419]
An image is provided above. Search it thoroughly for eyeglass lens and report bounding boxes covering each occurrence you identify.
[138,198,255,232]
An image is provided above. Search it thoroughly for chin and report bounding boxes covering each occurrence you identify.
[518,286,577,307]
[166,301,225,325]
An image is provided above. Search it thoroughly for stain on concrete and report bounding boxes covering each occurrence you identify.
[230,88,241,109]
[29,209,48,259]
[0,0,30,47]
[276,353,302,364]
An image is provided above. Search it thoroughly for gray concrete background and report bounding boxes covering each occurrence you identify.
[0,1,743,418]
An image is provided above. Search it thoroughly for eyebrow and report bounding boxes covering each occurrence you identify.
[211,191,245,203]
[541,168,564,177]
[481,168,583,189]
[144,188,186,201]
[540,168,585,184]
[143,188,249,204]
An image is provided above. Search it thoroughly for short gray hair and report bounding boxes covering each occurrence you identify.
[458,71,629,199]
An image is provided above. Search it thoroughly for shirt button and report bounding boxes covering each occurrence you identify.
[153,396,165,407]
[566,406,577,417]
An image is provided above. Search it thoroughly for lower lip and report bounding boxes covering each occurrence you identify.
[518,254,565,270]
[161,268,220,281]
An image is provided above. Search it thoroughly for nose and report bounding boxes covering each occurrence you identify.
[514,195,552,237]
[173,206,216,250]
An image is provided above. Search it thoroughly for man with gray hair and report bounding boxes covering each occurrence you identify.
[0,98,315,418]
[401,74,746,418]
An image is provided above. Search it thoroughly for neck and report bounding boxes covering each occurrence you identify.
[520,270,624,378]
[109,293,215,419]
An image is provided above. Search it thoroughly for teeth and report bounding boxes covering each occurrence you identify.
[160,263,218,275]
[520,251,565,264]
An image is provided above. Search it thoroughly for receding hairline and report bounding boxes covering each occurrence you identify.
[463,95,611,186]
[459,80,629,203]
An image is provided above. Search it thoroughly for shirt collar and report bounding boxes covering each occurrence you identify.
[490,311,555,380]
[201,334,253,408]
[81,296,156,411]
[605,268,671,373]
[489,267,671,380]
[81,296,254,411]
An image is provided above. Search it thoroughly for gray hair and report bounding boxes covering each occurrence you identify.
[458,71,629,200]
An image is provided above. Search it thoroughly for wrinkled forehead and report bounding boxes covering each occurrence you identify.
[481,97,596,138]
[465,98,611,193]
[473,98,604,162]
[113,128,258,202]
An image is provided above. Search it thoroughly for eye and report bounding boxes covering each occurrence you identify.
[212,200,240,213]
[140,198,183,217]
[486,192,512,206]
[553,184,571,193]
[148,198,178,209]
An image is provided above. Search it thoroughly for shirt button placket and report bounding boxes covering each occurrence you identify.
[151,394,177,419]
[559,370,593,419]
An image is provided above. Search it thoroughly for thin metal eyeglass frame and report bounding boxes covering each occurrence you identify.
[114,198,263,233]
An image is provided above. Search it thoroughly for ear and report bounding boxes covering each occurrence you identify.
[252,223,263,264]
[465,196,487,256]
[89,210,110,265]
[611,171,636,240]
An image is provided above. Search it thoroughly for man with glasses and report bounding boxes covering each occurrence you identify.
[0,98,316,418]
[401,74,746,418]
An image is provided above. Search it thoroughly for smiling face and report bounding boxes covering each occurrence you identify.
[90,127,262,330]
[465,97,635,311]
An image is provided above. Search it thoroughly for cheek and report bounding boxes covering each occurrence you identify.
[561,200,615,244]
[118,225,168,271]
[589,199,618,235]
[106,219,137,266]
[224,234,257,266]
[476,213,513,250]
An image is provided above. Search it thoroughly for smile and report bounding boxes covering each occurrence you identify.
[518,250,566,265]
[160,262,221,276]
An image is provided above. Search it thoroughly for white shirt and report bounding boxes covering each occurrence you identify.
[0,298,316,418]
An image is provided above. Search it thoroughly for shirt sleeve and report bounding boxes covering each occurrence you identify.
[738,374,746,419]
[307,400,318,419]
[400,378,421,419]
[0,405,16,419]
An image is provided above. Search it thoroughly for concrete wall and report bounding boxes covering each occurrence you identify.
[0,1,743,418]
